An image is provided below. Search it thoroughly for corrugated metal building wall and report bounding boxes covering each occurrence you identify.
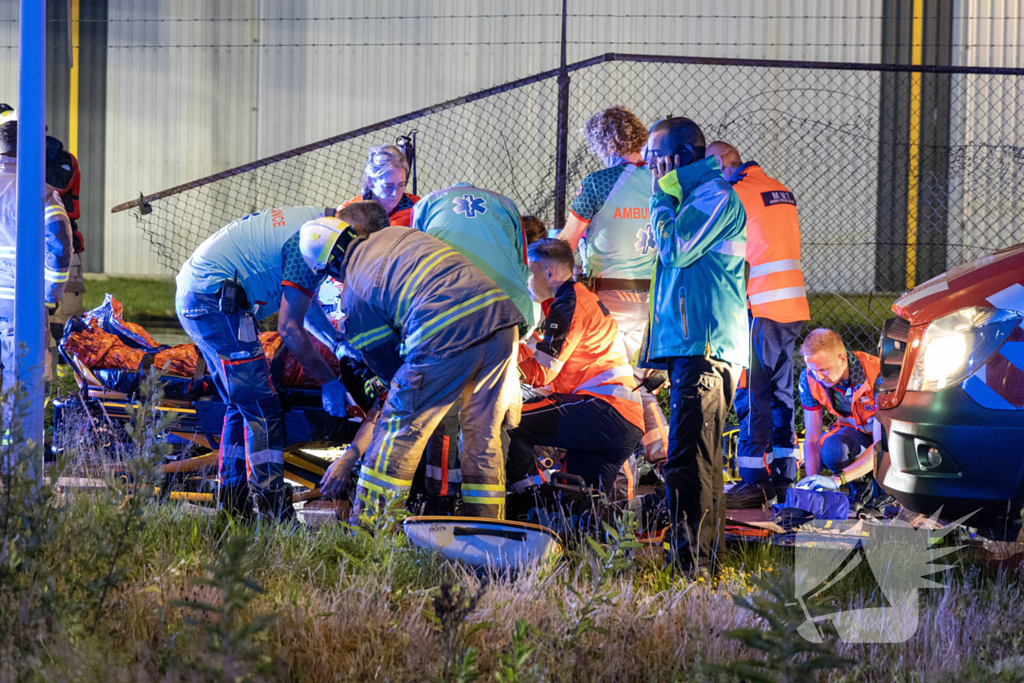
[0,1,1017,276]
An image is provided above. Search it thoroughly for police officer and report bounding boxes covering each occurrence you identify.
[639,117,748,578]
[175,205,357,522]
[558,106,669,470]
[708,142,811,508]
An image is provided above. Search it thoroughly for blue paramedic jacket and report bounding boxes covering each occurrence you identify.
[638,156,749,369]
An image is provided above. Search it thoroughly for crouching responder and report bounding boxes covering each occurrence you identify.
[0,119,72,396]
[175,204,360,522]
[329,201,524,521]
[796,328,878,493]
[507,238,644,499]
[708,142,811,509]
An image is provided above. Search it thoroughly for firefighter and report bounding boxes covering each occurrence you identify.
[175,204,358,522]
[507,238,644,498]
[410,182,534,508]
[335,202,524,521]
[0,119,73,394]
[639,117,747,578]
[707,142,811,509]
[558,106,669,470]
[796,328,877,491]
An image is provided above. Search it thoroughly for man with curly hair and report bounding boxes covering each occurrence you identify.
[558,106,669,473]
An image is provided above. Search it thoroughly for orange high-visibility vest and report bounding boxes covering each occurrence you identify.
[806,352,880,430]
[731,163,810,323]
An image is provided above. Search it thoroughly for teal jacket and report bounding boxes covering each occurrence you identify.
[638,157,749,369]
[412,182,535,331]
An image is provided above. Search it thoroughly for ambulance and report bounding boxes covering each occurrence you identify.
[875,244,1024,541]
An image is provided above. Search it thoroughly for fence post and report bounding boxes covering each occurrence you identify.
[554,0,569,231]
[15,0,47,450]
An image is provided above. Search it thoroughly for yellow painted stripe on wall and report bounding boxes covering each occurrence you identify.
[905,0,924,290]
[68,0,80,156]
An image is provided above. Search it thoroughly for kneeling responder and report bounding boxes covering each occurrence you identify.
[707,142,811,509]
[331,201,524,521]
[175,204,359,522]
[796,328,877,493]
[507,238,644,497]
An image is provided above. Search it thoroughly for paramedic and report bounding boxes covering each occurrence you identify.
[557,106,669,468]
[340,145,420,226]
[707,142,810,509]
[507,238,644,497]
[796,328,877,491]
[175,204,359,522]
[639,117,748,578]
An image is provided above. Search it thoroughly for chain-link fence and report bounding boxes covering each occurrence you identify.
[114,53,1024,366]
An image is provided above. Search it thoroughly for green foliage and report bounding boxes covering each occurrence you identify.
[171,534,280,681]
[82,277,177,321]
[338,489,411,570]
[493,619,540,683]
[713,568,851,683]
[561,510,641,644]
[427,578,487,683]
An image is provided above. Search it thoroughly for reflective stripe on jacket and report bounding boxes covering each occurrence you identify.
[638,156,749,368]
[731,162,810,323]
[338,227,524,380]
[518,280,644,430]
[0,157,73,309]
[805,351,880,430]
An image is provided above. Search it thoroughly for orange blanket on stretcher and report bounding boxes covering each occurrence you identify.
[61,296,339,389]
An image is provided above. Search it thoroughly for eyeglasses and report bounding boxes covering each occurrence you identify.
[373,180,407,197]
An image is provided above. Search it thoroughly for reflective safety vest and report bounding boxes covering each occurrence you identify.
[731,162,809,323]
[806,351,880,431]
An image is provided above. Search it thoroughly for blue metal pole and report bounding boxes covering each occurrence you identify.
[15,0,46,445]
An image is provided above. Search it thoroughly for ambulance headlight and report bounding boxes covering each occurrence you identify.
[907,307,1021,392]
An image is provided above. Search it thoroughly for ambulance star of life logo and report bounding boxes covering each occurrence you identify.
[453,194,487,218]
[792,510,971,644]
[635,223,657,255]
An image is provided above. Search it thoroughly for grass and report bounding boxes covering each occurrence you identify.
[82,275,177,321]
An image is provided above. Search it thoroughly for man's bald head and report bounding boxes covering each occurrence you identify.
[706,141,743,180]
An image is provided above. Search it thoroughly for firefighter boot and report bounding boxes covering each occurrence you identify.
[724,479,777,509]
[218,482,256,525]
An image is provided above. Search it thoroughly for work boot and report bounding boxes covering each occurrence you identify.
[252,485,298,525]
[217,482,256,525]
[724,480,777,509]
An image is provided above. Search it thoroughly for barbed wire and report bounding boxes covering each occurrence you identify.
[8,41,999,50]
[21,13,1016,23]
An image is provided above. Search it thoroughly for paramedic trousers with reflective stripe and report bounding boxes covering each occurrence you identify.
[353,326,519,521]
[506,392,642,495]
[596,289,669,466]
[734,317,803,485]
[176,291,286,493]
[664,356,738,569]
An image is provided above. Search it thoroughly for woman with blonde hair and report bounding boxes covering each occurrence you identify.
[340,145,420,226]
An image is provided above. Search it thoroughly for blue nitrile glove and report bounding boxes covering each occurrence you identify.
[796,474,840,492]
[322,377,349,417]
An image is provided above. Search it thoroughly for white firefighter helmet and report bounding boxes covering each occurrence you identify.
[299,216,351,273]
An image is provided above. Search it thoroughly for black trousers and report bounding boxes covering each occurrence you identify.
[507,393,642,493]
[664,356,739,568]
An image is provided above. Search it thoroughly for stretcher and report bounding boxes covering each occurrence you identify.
[52,295,374,506]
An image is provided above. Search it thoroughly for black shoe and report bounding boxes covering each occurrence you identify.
[218,482,256,524]
[774,480,793,507]
[252,485,298,525]
[725,480,777,509]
